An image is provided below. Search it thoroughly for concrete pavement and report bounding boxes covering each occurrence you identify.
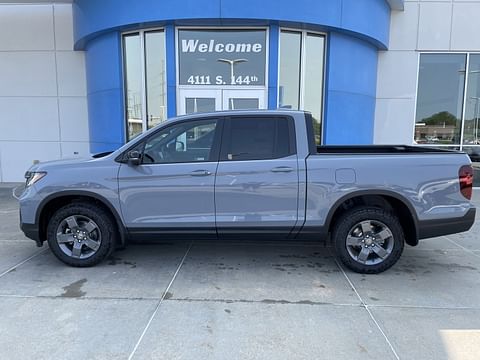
[0,183,479,359]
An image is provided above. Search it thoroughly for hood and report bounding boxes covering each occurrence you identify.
[27,156,97,173]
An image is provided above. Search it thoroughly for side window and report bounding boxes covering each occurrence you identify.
[143,119,217,164]
[222,117,294,161]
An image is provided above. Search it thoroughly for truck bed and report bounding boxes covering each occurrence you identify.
[316,145,460,155]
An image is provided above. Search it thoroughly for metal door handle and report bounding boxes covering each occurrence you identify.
[270,166,294,173]
[190,170,212,176]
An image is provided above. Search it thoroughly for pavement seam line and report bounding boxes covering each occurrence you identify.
[1,293,478,312]
[128,241,193,360]
[443,235,480,260]
[334,257,401,360]
[0,248,48,278]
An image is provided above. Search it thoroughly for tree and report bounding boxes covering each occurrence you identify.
[421,111,457,126]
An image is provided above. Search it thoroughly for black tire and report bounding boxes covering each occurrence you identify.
[46,202,117,267]
[333,206,404,274]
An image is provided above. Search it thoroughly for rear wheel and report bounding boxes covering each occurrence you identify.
[333,206,404,274]
[46,202,116,267]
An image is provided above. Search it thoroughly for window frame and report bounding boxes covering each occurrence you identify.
[414,51,480,152]
[122,28,168,142]
[278,28,327,145]
[117,116,223,164]
[219,115,297,162]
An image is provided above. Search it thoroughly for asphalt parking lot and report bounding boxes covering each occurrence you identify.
[0,184,479,360]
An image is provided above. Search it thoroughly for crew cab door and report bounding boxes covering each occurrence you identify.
[118,117,222,238]
[215,115,299,238]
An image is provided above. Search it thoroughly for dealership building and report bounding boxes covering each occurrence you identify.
[1,0,480,182]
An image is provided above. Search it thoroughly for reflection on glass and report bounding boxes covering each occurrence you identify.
[462,146,480,187]
[145,31,166,130]
[143,120,217,164]
[228,98,259,110]
[415,54,466,145]
[124,34,142,141]
[185,98,216,114]
[463,54,480,145]
[279,31,301,110]
[304,33,324,145]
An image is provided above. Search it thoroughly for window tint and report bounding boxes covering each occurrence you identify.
[143,120,217,164]
[222,117,294,161]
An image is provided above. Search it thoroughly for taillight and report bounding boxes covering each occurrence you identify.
[459,165,474,200]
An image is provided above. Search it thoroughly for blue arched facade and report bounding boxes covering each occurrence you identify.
[73,0,393,153]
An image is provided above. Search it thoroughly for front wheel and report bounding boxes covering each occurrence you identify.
[46,202,116,267]
[332,206,404,274]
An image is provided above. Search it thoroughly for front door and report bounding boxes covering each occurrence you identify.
[178,89,266,115]
[118,117,222,238]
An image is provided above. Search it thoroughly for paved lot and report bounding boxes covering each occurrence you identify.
[0,183,479,360]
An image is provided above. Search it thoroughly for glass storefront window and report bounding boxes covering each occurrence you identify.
[177,29,267,86]
[415,54,466,145]
[279,31,301,110]
[304,33,325,145]
[123,30,167,141]
[279,30,325,145]
[463,54,480,146]
[123,34,143,140]
[415,53,480,185]
[145,31,167,129]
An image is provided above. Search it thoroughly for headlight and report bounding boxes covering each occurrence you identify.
[25,171,47,187]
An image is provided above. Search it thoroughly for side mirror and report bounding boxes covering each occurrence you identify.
[127,150,141,166]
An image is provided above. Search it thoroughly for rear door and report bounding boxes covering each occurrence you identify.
[215,115,299,238]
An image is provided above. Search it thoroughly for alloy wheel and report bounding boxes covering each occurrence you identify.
[55,215,102,259]
[345,219,394,265]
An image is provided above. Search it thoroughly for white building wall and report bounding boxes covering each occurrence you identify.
[0,3,89,182]
[374,0,480,144]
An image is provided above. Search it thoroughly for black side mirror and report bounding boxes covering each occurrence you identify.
[127,150,142,166]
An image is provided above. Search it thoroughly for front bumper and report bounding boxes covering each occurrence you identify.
[418,207,476,240]
[20,219,43,247]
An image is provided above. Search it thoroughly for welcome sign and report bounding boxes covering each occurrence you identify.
[178,30,266,86]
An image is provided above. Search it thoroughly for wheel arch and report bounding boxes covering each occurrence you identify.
[325,190,419,246]
[36,191,127,247]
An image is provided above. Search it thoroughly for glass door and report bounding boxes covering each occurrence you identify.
[178,89,222,115]
[178,89,266,115]
[222,89,266,110]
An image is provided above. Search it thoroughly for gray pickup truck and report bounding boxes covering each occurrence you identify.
[19,110,475,273]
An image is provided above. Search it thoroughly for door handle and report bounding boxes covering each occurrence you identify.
[190,170,212,176]
[270,166,294,173]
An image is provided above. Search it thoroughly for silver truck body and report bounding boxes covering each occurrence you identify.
[19,110,475,260]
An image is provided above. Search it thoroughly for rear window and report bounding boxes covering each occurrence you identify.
[221,116,295,161]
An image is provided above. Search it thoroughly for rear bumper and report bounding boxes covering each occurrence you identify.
[418,208,476,240]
